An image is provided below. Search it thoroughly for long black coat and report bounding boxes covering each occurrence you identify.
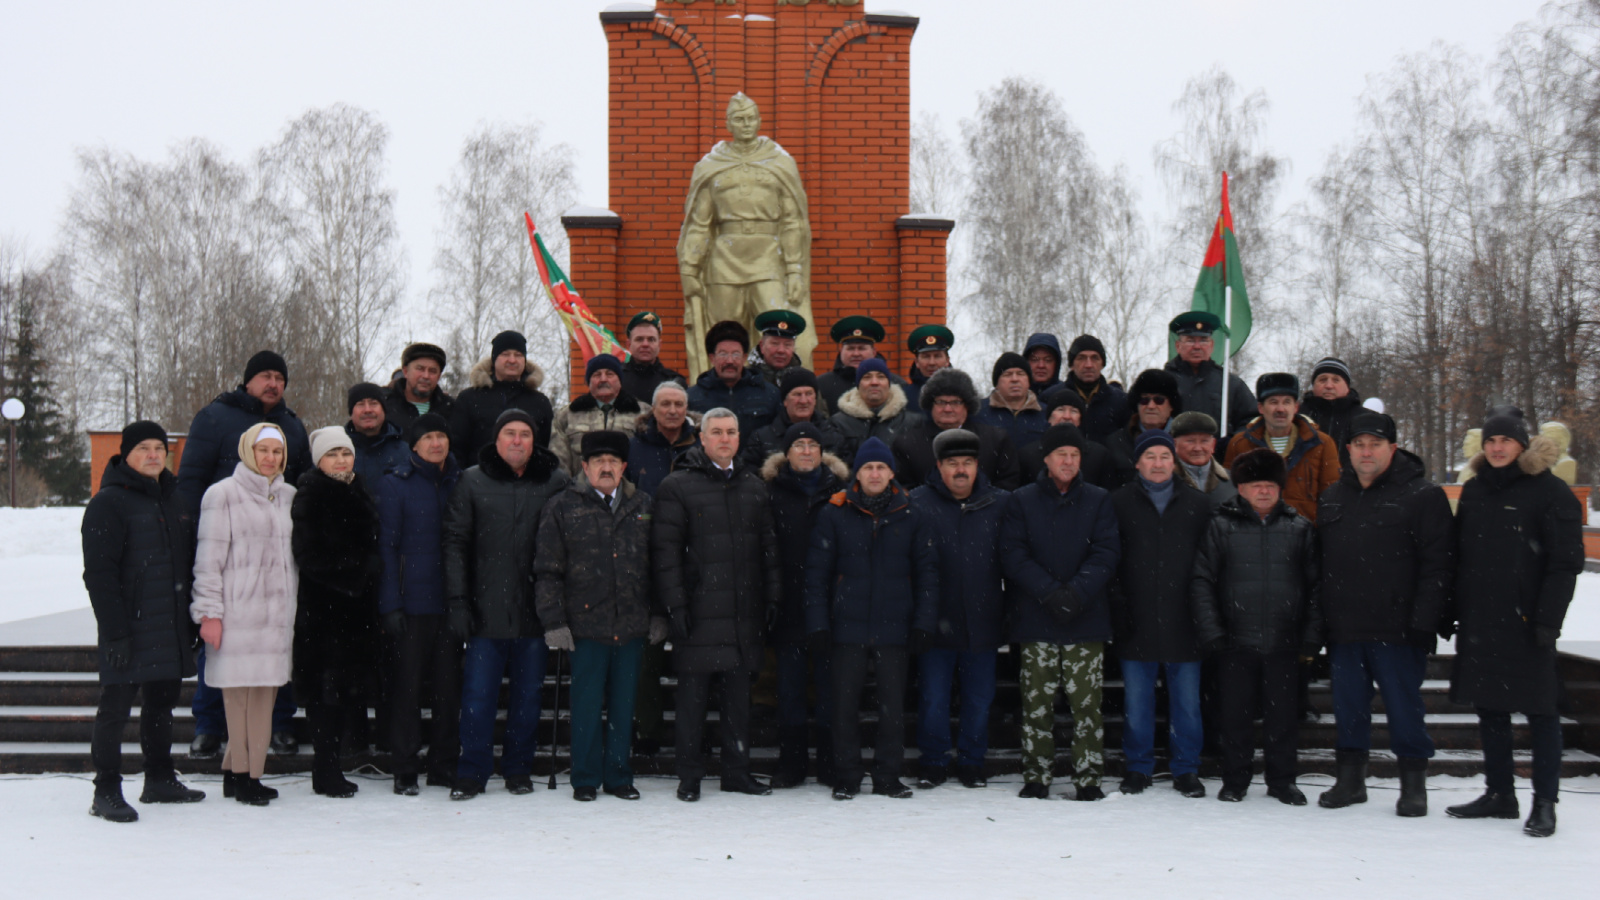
[803,483,940,646]
[1191,495,1323,654]
[534,478,654,645]
[1449,439,1584,715]
[81,459,197,683]
[442,445,569,639]
[1109,479,1212,663]
[376,453,462,616]
[999,472,1121,645]
[449,356,556,457]
[1317,449,1454,646]
[651,449,782,673]
[290,468,381,701]
[762,451,851,647]
[892,419,1021,491]
[910,475,1010,652]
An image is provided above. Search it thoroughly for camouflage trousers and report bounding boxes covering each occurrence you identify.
[1019,641,1104,787]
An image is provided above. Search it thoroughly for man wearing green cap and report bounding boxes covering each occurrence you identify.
[903,324,954,411]
[817,315,908,410]
[1163,311,1255,435]
[750,310,809,389]
[619,312,686,405]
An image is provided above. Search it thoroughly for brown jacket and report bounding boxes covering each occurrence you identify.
[1222,415,1341,524]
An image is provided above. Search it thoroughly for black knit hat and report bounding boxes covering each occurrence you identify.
[1311,357,1352,386]
[1129,369,1182,412]
[1067,334,1107,366]
[1040,423,1086,457]
[493,408,537,441]
[580,429,630,462]
[405,413,451,448]
[1348,410,1397,444]
[779,368,819,402]
[585,353,624,383]
[119,421,168,458]
[491,330,527,358]
[1482,405,1530,448]
[347,382,386,414]
[242,350,287,385]
[783,422,824,452]
[1230,447,1287,488]
[933,428,982,461]
[852,436,896,473]
[920,367,980,415]
[1255,372,1300,403]
[705,319,750,355]
[991,352,1029,387]
[401,342,447,369]
[1043,386,1087,417]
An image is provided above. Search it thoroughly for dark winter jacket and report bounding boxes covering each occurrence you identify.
[290,468,381,698]
[999,471,1121,645]
[650,448,782,673]
[687,367,781,439]
[750,352,806,390]
[449,356,556,458]
[817,359,910,411]
[903,364,930,412]
[81,459,197,683]
[910,474,1011,652]
[762,451,852,646]
[741,407,853,470]
[1053,376,1129,445]
[1301,388,1363,469]
[534,477,654,645]
[829,384,924,450]
[346,421,410,496]
[1109,479,1212,662]
[176,388,313,516]
[804,483,940,646]
[1024,333,1064,395]
[974,391,1047,451]
[892,419,1021,491]
[383,378,454,435]
[1164,356,1256,436]
[1223,415,1342,524]
[376,452,462,616]
[627,411,699,496]
[1190,495,1323,654]
[1449,438,1585,715]
[1317,448,1454,646]
[619,357,685,408]
[443,445,570,639]
[1019,431,1118,489]
[1177,458,1237,509]
[1104,420,1168,489]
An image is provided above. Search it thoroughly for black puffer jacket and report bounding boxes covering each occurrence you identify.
[910,474,1010,651]
[1054,376,1129,445]
[651,449,782,672]
[1449,438,1585,716]
[534,477,654,645]
[1191,495,1323,654]
[803,483,940,646]
[1164,356,1256,436]
[619,357,685,408]
[290,468,381,699]
[1109,479,1212,662]
[81,459,197,683]
[999,472,1121,645]
[1301,388,1363,468]
[627,412,699,496]
[449,356,556,458]
[741,407,853,469]
[892,419,1021,491]
[1317,448,1454,646]
[1018,432,1118,489]
[175,388,313,516]
[762,451,851,647]
[442,445,570,639]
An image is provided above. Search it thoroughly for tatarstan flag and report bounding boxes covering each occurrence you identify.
[524,213,629,363]
[1191,172,1251,363]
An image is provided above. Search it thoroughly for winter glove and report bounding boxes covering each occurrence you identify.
[806,629,832,656]
[1436,619,1457,641]
[1041,583,1086,629]
[199,616,224,650]
[648,617,669,646]
[1533,625,1561,649]
[102,638,132,672]
[908,629,933,654]
[380,610,407,637]
[669,608,693,642]
[1406,629,1437,652]
[544,626,575,652]
[446,604,475,642]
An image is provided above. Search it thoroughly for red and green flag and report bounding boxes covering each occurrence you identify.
[1190,172,1251,364]
[524,213,629,363]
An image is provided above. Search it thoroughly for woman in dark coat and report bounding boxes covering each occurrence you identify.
[292,427,382,798]
[1445,412,1583,837]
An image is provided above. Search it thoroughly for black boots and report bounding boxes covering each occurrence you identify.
[90,789,138,823]
[1017,782,1050,800]
[1395,757,1428,817]
[955,764,986,789]
[1118,771,1152,795]
[1446,790,1520,820]
[872,779,914,799]
[1524,798,1557,837]
[1172,773,1207,798]
[1268,784,1308,806]
[233,775,274,806]
[140,776,205,804]
[1318,749,1369,809]
[188,733,221,760]
[504,774,535,795]
[720,774,773,796]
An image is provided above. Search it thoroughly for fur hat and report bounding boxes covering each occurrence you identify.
[933,428,981,461]
[1230,447,1287,488]
[919,367,980,415]
[705,319,751,355]
[119,421,168,458]
[310,425,355,465]
[406,413,451,448]
[1255,372,1300,403]
[347,382,386,414]
[1129,369,1182,412]
[852,436,896,473]
[580,429,630,462]
[401,342,447,370]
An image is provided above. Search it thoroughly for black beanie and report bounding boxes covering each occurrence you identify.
[347,382,386,414]
[1067,334,1107,366]
[783,422,824,452]
[991,352,1029,387]
[580,429,630,462]
[779,368,819,402]
[242,350,287,385]
[119,421,168,458]
[491,330,527,358]
[1039,424,1086,457]
[1043,387,1087,417]
[406,413,451,448]
[1482,406,1530,448]
[493,408,537,441]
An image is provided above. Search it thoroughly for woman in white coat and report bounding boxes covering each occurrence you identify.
[192,422,298,805]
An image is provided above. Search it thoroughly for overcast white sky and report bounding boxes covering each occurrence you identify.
[0,0,1552,329]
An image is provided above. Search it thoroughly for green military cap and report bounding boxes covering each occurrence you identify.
[627,311,664,334]
[907,324,954,354]
[754,309,808,338]
[1169,310,1223,337]
[830,315,885,344]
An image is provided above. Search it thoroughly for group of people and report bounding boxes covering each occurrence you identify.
[80,308,1582,839]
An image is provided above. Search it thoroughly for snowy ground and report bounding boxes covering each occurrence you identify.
[1,771,1595,897]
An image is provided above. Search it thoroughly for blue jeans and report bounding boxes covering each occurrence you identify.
[568,638,643,789]
[193,643,296,736]
[1329,641,1434,759]
[456,637,547,786]
[916,649,997,769]
[1120,659,1203,776]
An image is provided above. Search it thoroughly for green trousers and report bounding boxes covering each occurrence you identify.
[1020,641,1104,787]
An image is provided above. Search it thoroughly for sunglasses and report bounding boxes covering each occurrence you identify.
[1137,395,1170,406]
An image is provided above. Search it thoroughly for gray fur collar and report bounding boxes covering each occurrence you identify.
[760,451,850,482]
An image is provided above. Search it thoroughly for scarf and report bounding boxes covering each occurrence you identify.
[1139,474,1175,514]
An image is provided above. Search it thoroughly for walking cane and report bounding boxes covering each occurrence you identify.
[547,649,564,789]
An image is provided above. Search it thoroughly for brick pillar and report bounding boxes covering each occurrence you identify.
[896,215,954,376]
[561,209,623,394]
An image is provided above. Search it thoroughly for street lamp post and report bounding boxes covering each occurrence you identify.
[1,399,23,508]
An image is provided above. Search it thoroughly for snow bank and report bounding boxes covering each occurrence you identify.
[0,508,88,625]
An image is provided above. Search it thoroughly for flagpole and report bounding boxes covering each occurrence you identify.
[1221,285,1232,437]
